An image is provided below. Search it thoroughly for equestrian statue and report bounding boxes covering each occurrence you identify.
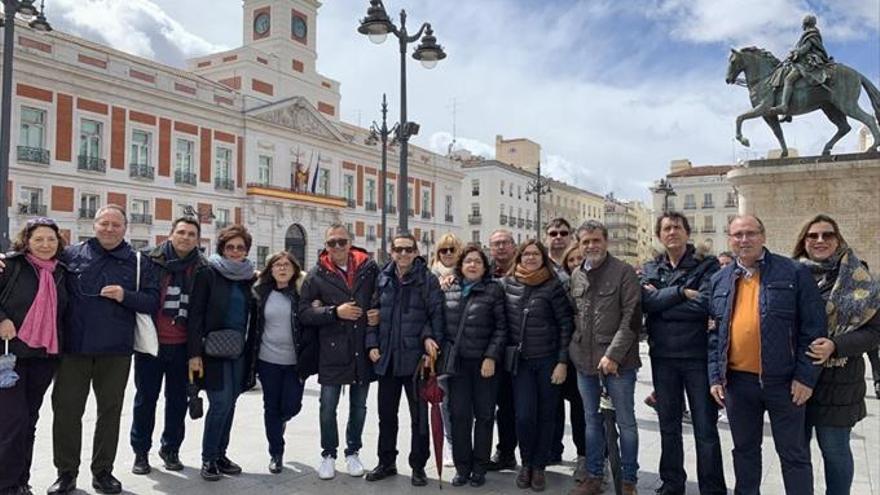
[726,14,880,157]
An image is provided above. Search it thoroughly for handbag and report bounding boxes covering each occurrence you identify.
[504,308,529,375]
[439,296,474,377]
[133,251,159,356]
[203,329,244,359]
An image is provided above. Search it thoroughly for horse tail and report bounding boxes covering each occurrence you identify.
[860,74,880,126]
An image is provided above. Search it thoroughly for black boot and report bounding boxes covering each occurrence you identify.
[91,471,122,494]
[159,450,184,471]
[132,453,151,475]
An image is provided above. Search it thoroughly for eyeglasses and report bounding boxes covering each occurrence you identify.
[728,231,762,241]
[392,246,415,254]
[547,230,569,238]
[490,240,513,248]
[224,244,247,252]
[325,238,349,249]
[805,231,837,242]
[438,247,455,255]
[521,251,542,258]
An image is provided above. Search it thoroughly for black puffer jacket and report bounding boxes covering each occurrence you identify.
[248,281,309,387]
[502,274,573,363]
[442,276,507,362]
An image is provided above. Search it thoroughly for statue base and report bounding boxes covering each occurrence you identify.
[728,152,880,270]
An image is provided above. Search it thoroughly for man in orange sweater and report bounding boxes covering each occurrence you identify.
[708,215,826,495]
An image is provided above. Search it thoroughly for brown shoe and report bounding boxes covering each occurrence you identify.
[568,477,602,495]
[531,468,546,492]
[515,466,532,489]
[622,481,638,495]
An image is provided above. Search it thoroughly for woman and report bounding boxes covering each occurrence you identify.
[430,232,462,466]
[189,225,257,481]
[793,214,880,495]
[0,217,68,495]
[250,251,308,474]
[502,240,573,492]
[442,244,507,487]
[561,243,584,278]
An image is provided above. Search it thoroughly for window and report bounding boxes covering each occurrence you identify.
[79,193,100,219]
[703,193,714,209]
[19,106,46,149]
[317,169,330,195]
[257,246,270,268]
[215,147,233,185]
[366,178,376,204]
[79,119,103,159]
[500,180,505,195]
[683,194,696,209]
[472,230,480,244]
[407,187,413,216]
[725,191,737,208]
[509,183,513,197]
[18,186,44,215]
[386,183,396,208]
[343,175,354,203]
[703,215,715,232]
[517,185,522,199]
[471,179,480,196]
[130,130,151,166]
[215,208,230,229]
[345,223,354,237]
[258,155,272,185]
[471,203,480,216]
[367,225,376,240]
[175,139,195,184]
[130,199,151,224]
[421,190,430,217]
[445,195,453,218]
[130,239,149,251]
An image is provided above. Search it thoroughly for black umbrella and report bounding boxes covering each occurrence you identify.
[599,374,623,495]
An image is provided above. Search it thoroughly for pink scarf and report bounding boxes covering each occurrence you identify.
[17,254,59,354]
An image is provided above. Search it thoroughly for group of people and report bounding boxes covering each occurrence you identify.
[0,204,878,495]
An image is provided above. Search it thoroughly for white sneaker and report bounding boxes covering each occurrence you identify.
[318,456,336,480]
[443,442,454,468]
[345,454,364,477]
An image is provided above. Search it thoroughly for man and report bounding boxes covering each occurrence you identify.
[485,229,519,471]
[717,251,734,269]
[545,217,573,279]
[130,216,208,475]
[299,223,379,480]
[770,14,831,116]
[708,215,825,495]
[640,213,726,495]
[49,205,160,494]
[568,220,641,495]
[365,233,444,487]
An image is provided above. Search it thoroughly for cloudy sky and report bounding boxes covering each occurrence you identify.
[45,0,880,200]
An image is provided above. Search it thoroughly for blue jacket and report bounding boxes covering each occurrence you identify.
[368,257,445,377]
[707,249,826,388]
[641,245,719,359]
[63,238,161,355]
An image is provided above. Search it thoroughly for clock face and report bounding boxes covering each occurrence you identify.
[254,13,270,35]
[292,15,307,39]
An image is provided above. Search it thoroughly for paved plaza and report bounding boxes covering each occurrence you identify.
[27,343,880,494]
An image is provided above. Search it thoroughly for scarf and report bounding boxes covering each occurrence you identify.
[514,264,552,287]
[17,255,59,354]
[461,279,477,299]
[431,261,455,279]
[208,254,256,281]
[798,247,880,367]
[161,242,200,324]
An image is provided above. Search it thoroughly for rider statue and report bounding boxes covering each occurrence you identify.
[770,14,832,115]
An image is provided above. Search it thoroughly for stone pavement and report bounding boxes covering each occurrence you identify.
[26,343,880,494]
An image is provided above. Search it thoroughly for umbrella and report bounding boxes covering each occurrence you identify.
[415,354,445,487]
[0,340,20,389]
[599,374,623,495]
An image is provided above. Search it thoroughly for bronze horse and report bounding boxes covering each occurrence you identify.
[726,47,880,156]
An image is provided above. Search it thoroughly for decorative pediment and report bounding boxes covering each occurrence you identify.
[248,97,346,142]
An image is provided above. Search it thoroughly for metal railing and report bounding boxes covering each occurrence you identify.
[214,177,235,191]
[421,210,431,219]
[174,170,197,185]
[468,214,482,225]
[130,213,153,225]
[78,208,96,219]
[365,201,377,211]
[499,214,507,225]
[346,198,356,208]
[215,220,231,230]
[130,163,154,180]
[17,146,50,165]
[77,155,106,172]
[18,203,47,215]
[445,214,454,223]
[385,205,397,214]
[517,218,524,228]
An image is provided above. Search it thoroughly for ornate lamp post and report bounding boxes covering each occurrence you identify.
[651,178,677,212]
[366,93,398,263]
[0,0,51,250]
[358,0,445,234]
[526,162,551,240]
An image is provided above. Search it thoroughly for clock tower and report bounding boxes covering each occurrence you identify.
[243,0,318,72]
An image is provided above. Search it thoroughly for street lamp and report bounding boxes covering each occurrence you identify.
[0,0,52,250]
[358,0,446,234]
[526,162,551,240]
[651,178,677,213]
[366,93,398,264]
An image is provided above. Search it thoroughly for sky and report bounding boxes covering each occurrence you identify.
[43,0,880,201]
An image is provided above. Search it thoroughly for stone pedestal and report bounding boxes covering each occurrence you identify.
[728,152,880,270]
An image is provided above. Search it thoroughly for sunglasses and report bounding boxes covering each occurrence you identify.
[392,246,416,254]
[805,231,837,242]
[224,244,247,252]
[326,238,349,248]
[547,230,569,238]
[438,247,455,255]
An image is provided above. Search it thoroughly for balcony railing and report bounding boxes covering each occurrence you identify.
[366,234,377,242]
[215,220,231,230]
[385,205,397,214]
[130,213,153,225]
[683,203,696,210]
[79,207,96,219]
[130,163,154,180]
[18,203,47,216]
[702,202,715,209]
[77,155,106,173]
[526,220,533,230]
[517,218,525,228]
[421,210,432,220]
[724,199,738,208]
[17,146,50,165]
[445,214,454,223]
[499,214,507,225]
[214,177,235,191]
[702,227,717,233]
[174,170,197,186]
[365,201,377,212]
[346,198,356,208]
[468,214,482,225]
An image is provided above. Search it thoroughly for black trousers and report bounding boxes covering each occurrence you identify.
[448,358,499,476]
[552,360,586,458]
[377,373,430,469]
[867,346,880,383]
[494,369,517,457]
[0,358,57,491]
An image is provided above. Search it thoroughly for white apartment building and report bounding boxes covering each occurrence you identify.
[460,159,538,247]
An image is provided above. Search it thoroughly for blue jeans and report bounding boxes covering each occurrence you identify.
[652,357,726,494]
[202,357,244,462]
[319,383,370,458]
[257,360,305,457]
[578,369,639,484]
[130,344,189,455]
[512,356,560,469]
[808,425,853,495]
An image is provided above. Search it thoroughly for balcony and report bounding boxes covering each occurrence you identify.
[365,201,377,212]
[408,208,414,217]
[214,177,235,191]
[130,213,153,225]
[174,170,197,186]
[468,214,482,225]
[18,203,47,216]
[78,208,96,219]
[499,214,507,225]
[702,202,715,209]
[346,198,356,208]
[724,199,738,208]
[366,234,377,242]
[526,220,533,230]
[421,210,432,220]
[215,220,231,230]
[445,214,454,223]
[17,146,50,165]
[683,203,696,210]
[702,227,717,233]
[385,205,397,214]
[77,155,106,173]
[130,163,154,180]
[517,218,525,228]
